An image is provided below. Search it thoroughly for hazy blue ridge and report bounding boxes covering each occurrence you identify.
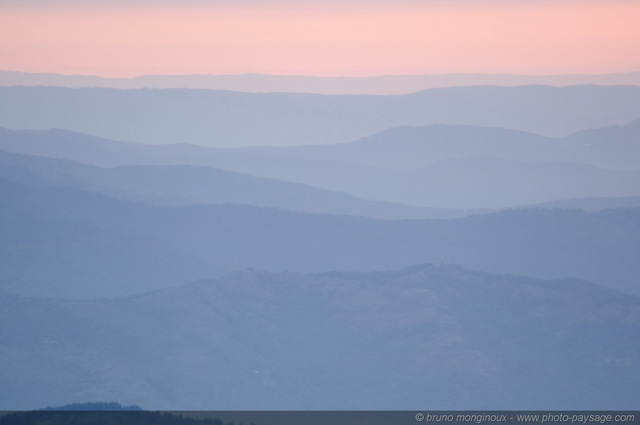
[3,69,640,93]
[0,149,468,219]
[242,118,640,171]
[1,85,640,147]
[1,179,639,298]
[2,118,638,171]
[2,119,640,209]
[6,142,638,213]
[514,195,640,212]
[1,264,638,410]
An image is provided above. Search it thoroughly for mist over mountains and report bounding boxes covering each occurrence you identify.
[2,179,639,298]
[0,149,459,219]
[1,78,640,411]
[2,85,640,147]
[2,264,639,410]
[2,118,639,209]
[247,119,640,170]
[4,119,639,171]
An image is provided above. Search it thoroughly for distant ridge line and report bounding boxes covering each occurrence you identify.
[2,70,640,95]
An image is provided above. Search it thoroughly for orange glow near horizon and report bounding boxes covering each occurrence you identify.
[1,1,639,77]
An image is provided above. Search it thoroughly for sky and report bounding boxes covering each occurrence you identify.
[1,0,639,77]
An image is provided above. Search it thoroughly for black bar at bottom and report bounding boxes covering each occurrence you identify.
[0,410,638,425]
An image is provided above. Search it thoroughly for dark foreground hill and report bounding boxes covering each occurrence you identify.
[1,179,639,298]
[0,410,225,425]
[1,264,638,410]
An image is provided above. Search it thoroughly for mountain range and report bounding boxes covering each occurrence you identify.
[0,149,463,219]
[2,79,639,411]
[3,69,640,94]
[1,264,638,410]
[1,119,639,209]
[2,85,640,148]
[3,119,639,170]
[2,179,639,298]
[244,118,640,170]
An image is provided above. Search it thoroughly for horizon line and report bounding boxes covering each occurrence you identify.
[3,69,640,80]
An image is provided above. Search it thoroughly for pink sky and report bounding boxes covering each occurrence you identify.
[1,0,639,77]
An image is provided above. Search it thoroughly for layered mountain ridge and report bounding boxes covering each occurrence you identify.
[2,80,639,411]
